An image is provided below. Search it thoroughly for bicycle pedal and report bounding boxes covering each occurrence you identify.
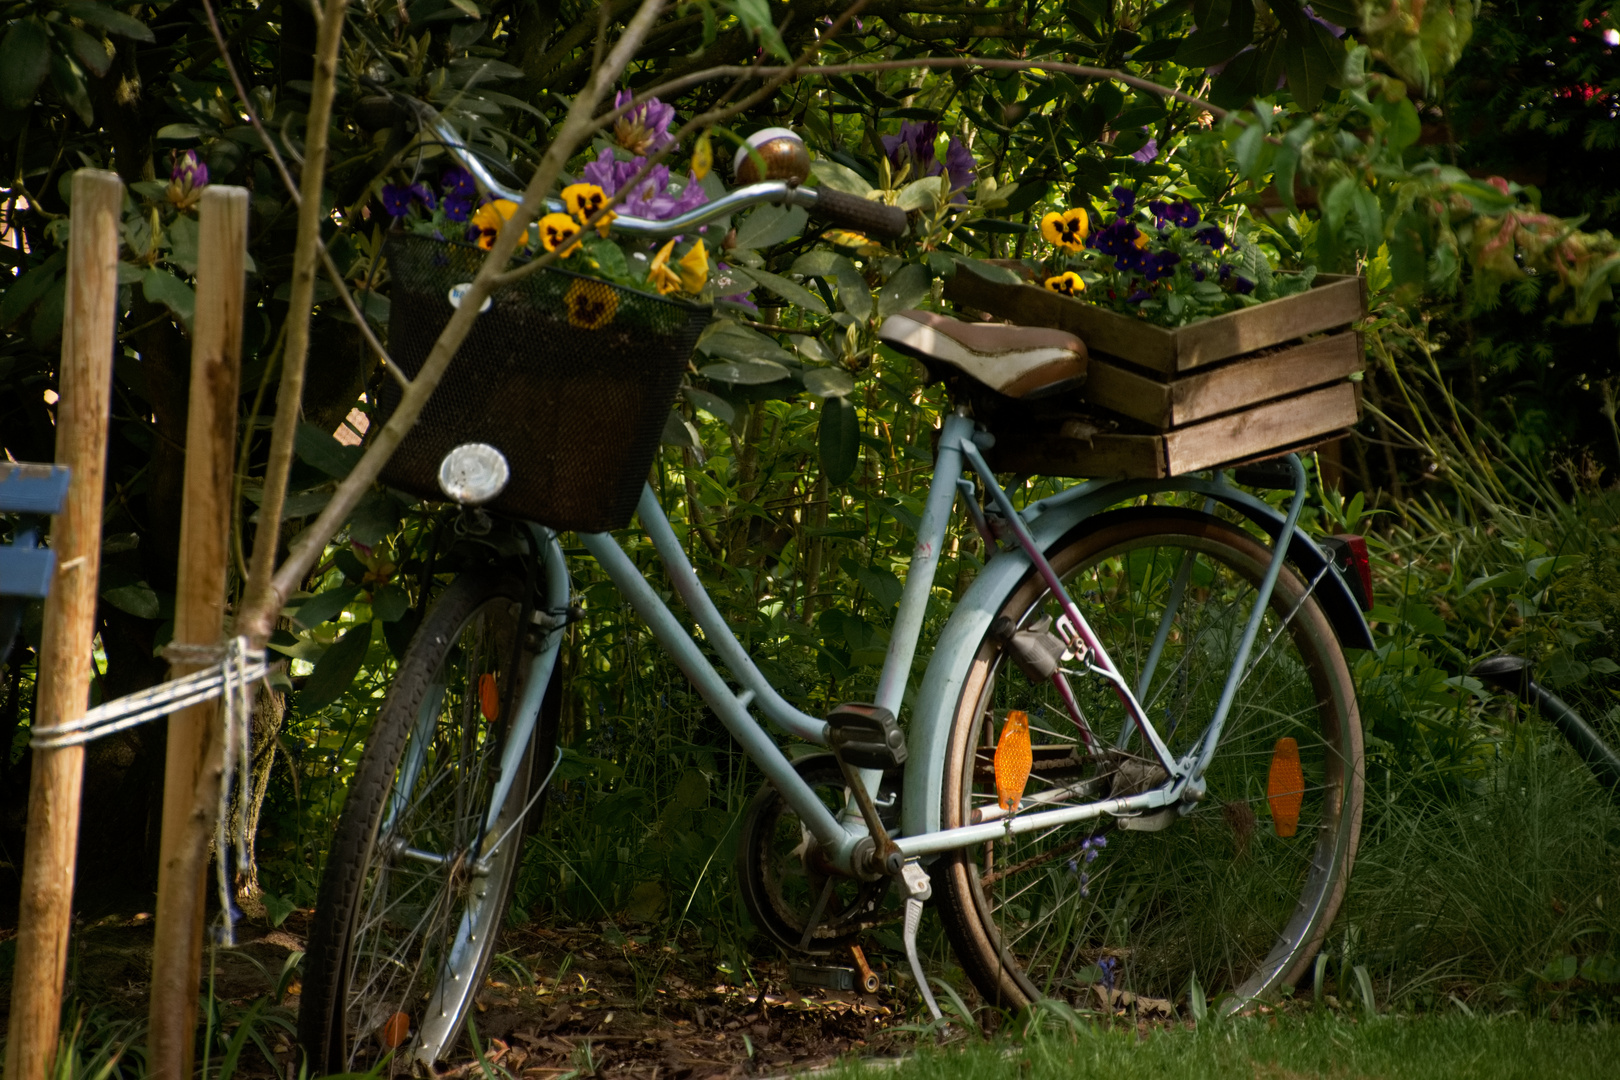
[827,703,907,771]
[789,962,859,993]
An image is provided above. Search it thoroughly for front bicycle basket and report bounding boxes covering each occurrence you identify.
[376,233,708,532]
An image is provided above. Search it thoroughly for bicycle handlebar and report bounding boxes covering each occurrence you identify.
[420,112,909,242]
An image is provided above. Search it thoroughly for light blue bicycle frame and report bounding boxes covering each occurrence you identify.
[487,410,1313,876]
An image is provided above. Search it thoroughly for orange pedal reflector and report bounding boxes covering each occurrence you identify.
[995,710,1033,812]
[1267,736,1305,838]
[479,672,500,722]
[379,1010,412,1048]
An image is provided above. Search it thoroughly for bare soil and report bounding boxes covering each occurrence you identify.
[0,910,923,1078]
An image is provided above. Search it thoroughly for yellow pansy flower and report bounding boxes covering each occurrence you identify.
[469,199,519,251]
[564,278,618,329]
[538,212,583,256]
[1039,208,1089,252]
[561,183,616,236]
[1044,271,1085,296]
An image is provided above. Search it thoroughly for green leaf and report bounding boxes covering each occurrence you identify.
[733,205,808,249]
[682,386,736,425]
[818,396,860,484]
[102,582,160,620]
[802,367,855,398]
[299,622,373,713]
[62,1,157,42]
[697,320,795,365]
[1323,175,1356,235]
[855,564,903,609]
[731,0,790,59]
[141,268,195,331]
[1177,25,1248,68]
[896,177,943,212]
[878,263,931,318]
[294,422,363,479]
[371,585,410,623]
[447,0,481,15]
[809,161,873,197]
[1386,96,1421,152]
[51,22,112,79]
[261,891,297,927]
[698,358,791,385]
[748,267,828,315]
[166,214,200,275]
[1231,120,1267,182]
[0,254,64,329]
[0,18,52,110]
[292,585,362,629]
[49,51,94,126]
[791,252,870,320]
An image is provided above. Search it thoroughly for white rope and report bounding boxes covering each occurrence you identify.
[31,636,268,946]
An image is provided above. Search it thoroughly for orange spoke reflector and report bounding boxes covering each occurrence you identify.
[1267,736,1305,838]
[994,710,1034,812]
[379,1011,412,1048]
[479,672,500,722]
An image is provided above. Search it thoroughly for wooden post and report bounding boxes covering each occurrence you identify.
[148,186,249,1080]
[3,169,124,1080]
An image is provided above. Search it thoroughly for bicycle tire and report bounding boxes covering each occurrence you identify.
[936,509,1363,1011]
[299,569,558,1073]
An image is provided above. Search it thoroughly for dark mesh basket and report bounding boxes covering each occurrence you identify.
[376,233,707,532]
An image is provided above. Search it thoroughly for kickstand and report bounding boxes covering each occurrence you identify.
[898,860,942,1023]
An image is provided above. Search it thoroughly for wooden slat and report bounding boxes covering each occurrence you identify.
[1082,332,1362,428]
[987,430,1166,479]
[1169,332,1361,424]
[943,267,1364,376]
[1170,275,1363,371]
[1162,382,1360,475]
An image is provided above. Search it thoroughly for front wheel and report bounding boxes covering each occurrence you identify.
[936,509,1363,1012]
[299,570,558,1074]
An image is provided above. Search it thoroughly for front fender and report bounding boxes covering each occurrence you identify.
[900,477,1372,842]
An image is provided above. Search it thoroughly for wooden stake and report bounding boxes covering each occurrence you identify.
[148,186,249,1080]
[3,169,124,1080]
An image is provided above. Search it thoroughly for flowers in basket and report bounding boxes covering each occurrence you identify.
[376,91,724,309]
[1036,185,1317,326]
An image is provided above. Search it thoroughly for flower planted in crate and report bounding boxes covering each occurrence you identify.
[1036,186,1317,327]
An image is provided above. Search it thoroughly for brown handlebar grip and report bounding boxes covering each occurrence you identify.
[809,187,909,241]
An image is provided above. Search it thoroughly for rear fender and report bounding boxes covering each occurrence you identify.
[901,478,1372,843]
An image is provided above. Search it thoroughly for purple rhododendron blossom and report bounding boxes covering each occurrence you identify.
[1132,137,1159,164]
[581,149,708,221]
[172,150,208,189]
[882,121,978,202]
[612,90,676,155]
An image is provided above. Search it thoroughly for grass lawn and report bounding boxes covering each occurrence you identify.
[829,1012,1620,1079]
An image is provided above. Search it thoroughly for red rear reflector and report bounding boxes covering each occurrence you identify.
[1331,533,1373,611]
[379,1011,411,1048]
[479,672,500,721]
[994,710,1033,812]
[1267,737,1305,838]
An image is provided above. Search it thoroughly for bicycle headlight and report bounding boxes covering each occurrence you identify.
[437,443,510,506]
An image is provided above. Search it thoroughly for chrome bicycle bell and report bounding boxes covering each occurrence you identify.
[437,443,510,505]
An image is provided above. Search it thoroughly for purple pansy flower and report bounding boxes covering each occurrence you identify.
[1144,250,1182,281]
[1232,275,1255,295]
[1112,185,1136,213]
[1194,226,1228,249]
[380,181,435,219]
[443,194,473,222]
[1126,288,1152,304]
[443,167,476,199]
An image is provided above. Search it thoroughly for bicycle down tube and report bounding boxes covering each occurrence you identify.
[571,416,1310,869]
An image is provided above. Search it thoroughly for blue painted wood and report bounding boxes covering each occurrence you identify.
[0,463,71,515]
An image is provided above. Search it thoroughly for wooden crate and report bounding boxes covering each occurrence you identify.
[942,265,1367,478]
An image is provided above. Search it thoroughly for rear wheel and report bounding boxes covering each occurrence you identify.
[936,509,1363,1011]
[299,570,558,1074]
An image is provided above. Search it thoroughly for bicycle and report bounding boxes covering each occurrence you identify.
[295,145,1375,1073]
